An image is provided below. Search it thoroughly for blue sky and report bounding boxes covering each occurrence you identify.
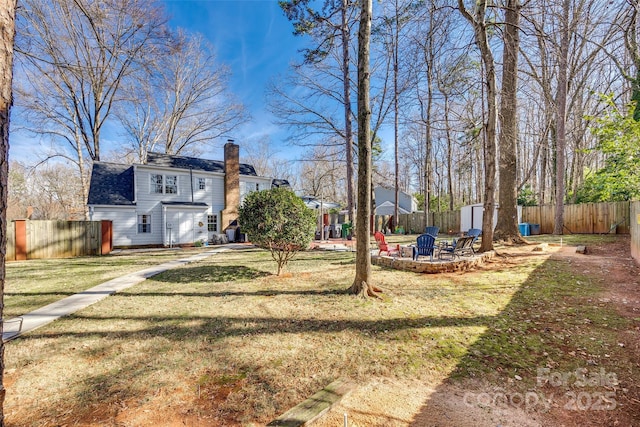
[163,0,307,160]
[9,0,306,164]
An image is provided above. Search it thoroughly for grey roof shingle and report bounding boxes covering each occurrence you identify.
[146,152,257,176]
[87,162,135,206]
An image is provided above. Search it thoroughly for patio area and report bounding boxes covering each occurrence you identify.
[371,250,495,273]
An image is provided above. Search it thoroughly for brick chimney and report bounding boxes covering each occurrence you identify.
[221,140,240,230]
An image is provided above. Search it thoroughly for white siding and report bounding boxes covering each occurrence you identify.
[91,163,273,247]
[90,206,159,247]
[239,176,273,204]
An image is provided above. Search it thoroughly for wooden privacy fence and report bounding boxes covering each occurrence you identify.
[6,220,112,261]
[631,202,640,264]
[521,202,630,234]
[395,211,460,234]
[319,202,630,236]
[321,212,460,235]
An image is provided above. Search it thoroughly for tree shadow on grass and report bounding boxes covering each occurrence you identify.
[408,246,639,427]
[115,288,349,298]
[153,264,271,284]
[21,312,494,342]
[12,311,496,424]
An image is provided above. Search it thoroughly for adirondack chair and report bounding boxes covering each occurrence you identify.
[413,233,438,262]
[439,235,475,259]
[424,226,439,237]
[466,228,482,250]
[373,231,398,256]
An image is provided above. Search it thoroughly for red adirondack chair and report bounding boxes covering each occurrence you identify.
[374,231,398,256]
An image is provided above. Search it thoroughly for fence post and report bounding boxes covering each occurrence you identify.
[101,220,113,255]
[15,219,27,261]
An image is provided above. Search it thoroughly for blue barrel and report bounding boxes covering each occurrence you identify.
[518,223,530,236]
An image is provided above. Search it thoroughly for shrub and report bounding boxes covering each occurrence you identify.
[239,188,316,275]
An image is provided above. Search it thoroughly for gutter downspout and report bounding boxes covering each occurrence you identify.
[189,167,194,203]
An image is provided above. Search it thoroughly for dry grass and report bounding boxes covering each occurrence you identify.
[4,238,638,426]
[4,248,210,318]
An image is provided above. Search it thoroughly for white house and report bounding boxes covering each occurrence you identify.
[373,186,418,215]
[87,141,287,247]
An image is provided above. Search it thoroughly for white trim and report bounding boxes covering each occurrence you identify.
[133,164,138,203]
[162,204,209,211]
[88,205,135,210]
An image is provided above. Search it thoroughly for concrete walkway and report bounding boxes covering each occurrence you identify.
[2,245,242,342]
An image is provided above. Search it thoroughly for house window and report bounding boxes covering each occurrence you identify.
[151,174,163,194]
[198,177,206,190]
[150,174,178,194]
[138,214,151,233]
[165,175,178,194]
[207,214,218,232]
[255,183,259,191]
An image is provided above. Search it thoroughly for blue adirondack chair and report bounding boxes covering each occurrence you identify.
[466,228,482,251]
[413,233,438,262]
[424,226,439,237]
[440,235,475,259]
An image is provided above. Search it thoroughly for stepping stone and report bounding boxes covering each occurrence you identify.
[267,378,354,426]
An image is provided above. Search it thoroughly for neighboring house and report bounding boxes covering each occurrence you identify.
[373,186,418,215]
[300,195,341,211]
[87,141,287,247]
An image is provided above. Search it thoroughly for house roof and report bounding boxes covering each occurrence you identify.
[271,179,291,188]
[87,162,135,206]
[374,200,410,215]
[301,196,341,210]
[146,152,257,176]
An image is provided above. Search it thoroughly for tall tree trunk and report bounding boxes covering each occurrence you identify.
[350,0,375,296]
[554,0,569,235]
[341,0,355,223]
[494,0,524,242]
[459,0,497,252]
[419,62,433,228]
[444,94,454,212]
[0,1,17,423]
[393,0,399,231]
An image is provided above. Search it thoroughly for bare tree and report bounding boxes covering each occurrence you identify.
[458,0,497,252]
[378,0,416,230]
[119,31,246,161]
[494,0,525,242]
[242,137,299,188]
[0,0,17,423]
[15,0,164,210]
[279,0,358,221]
[8,162,84,220]
[298,145,347,204]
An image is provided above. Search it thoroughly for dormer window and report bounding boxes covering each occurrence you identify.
[151,174,178,194]
[151,174,163,193]
[165,175,177,193]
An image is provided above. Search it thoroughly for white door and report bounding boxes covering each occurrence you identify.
[177,212,194,244]
[166,210,195,245]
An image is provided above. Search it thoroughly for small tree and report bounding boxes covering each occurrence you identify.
[239,188,316,276]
